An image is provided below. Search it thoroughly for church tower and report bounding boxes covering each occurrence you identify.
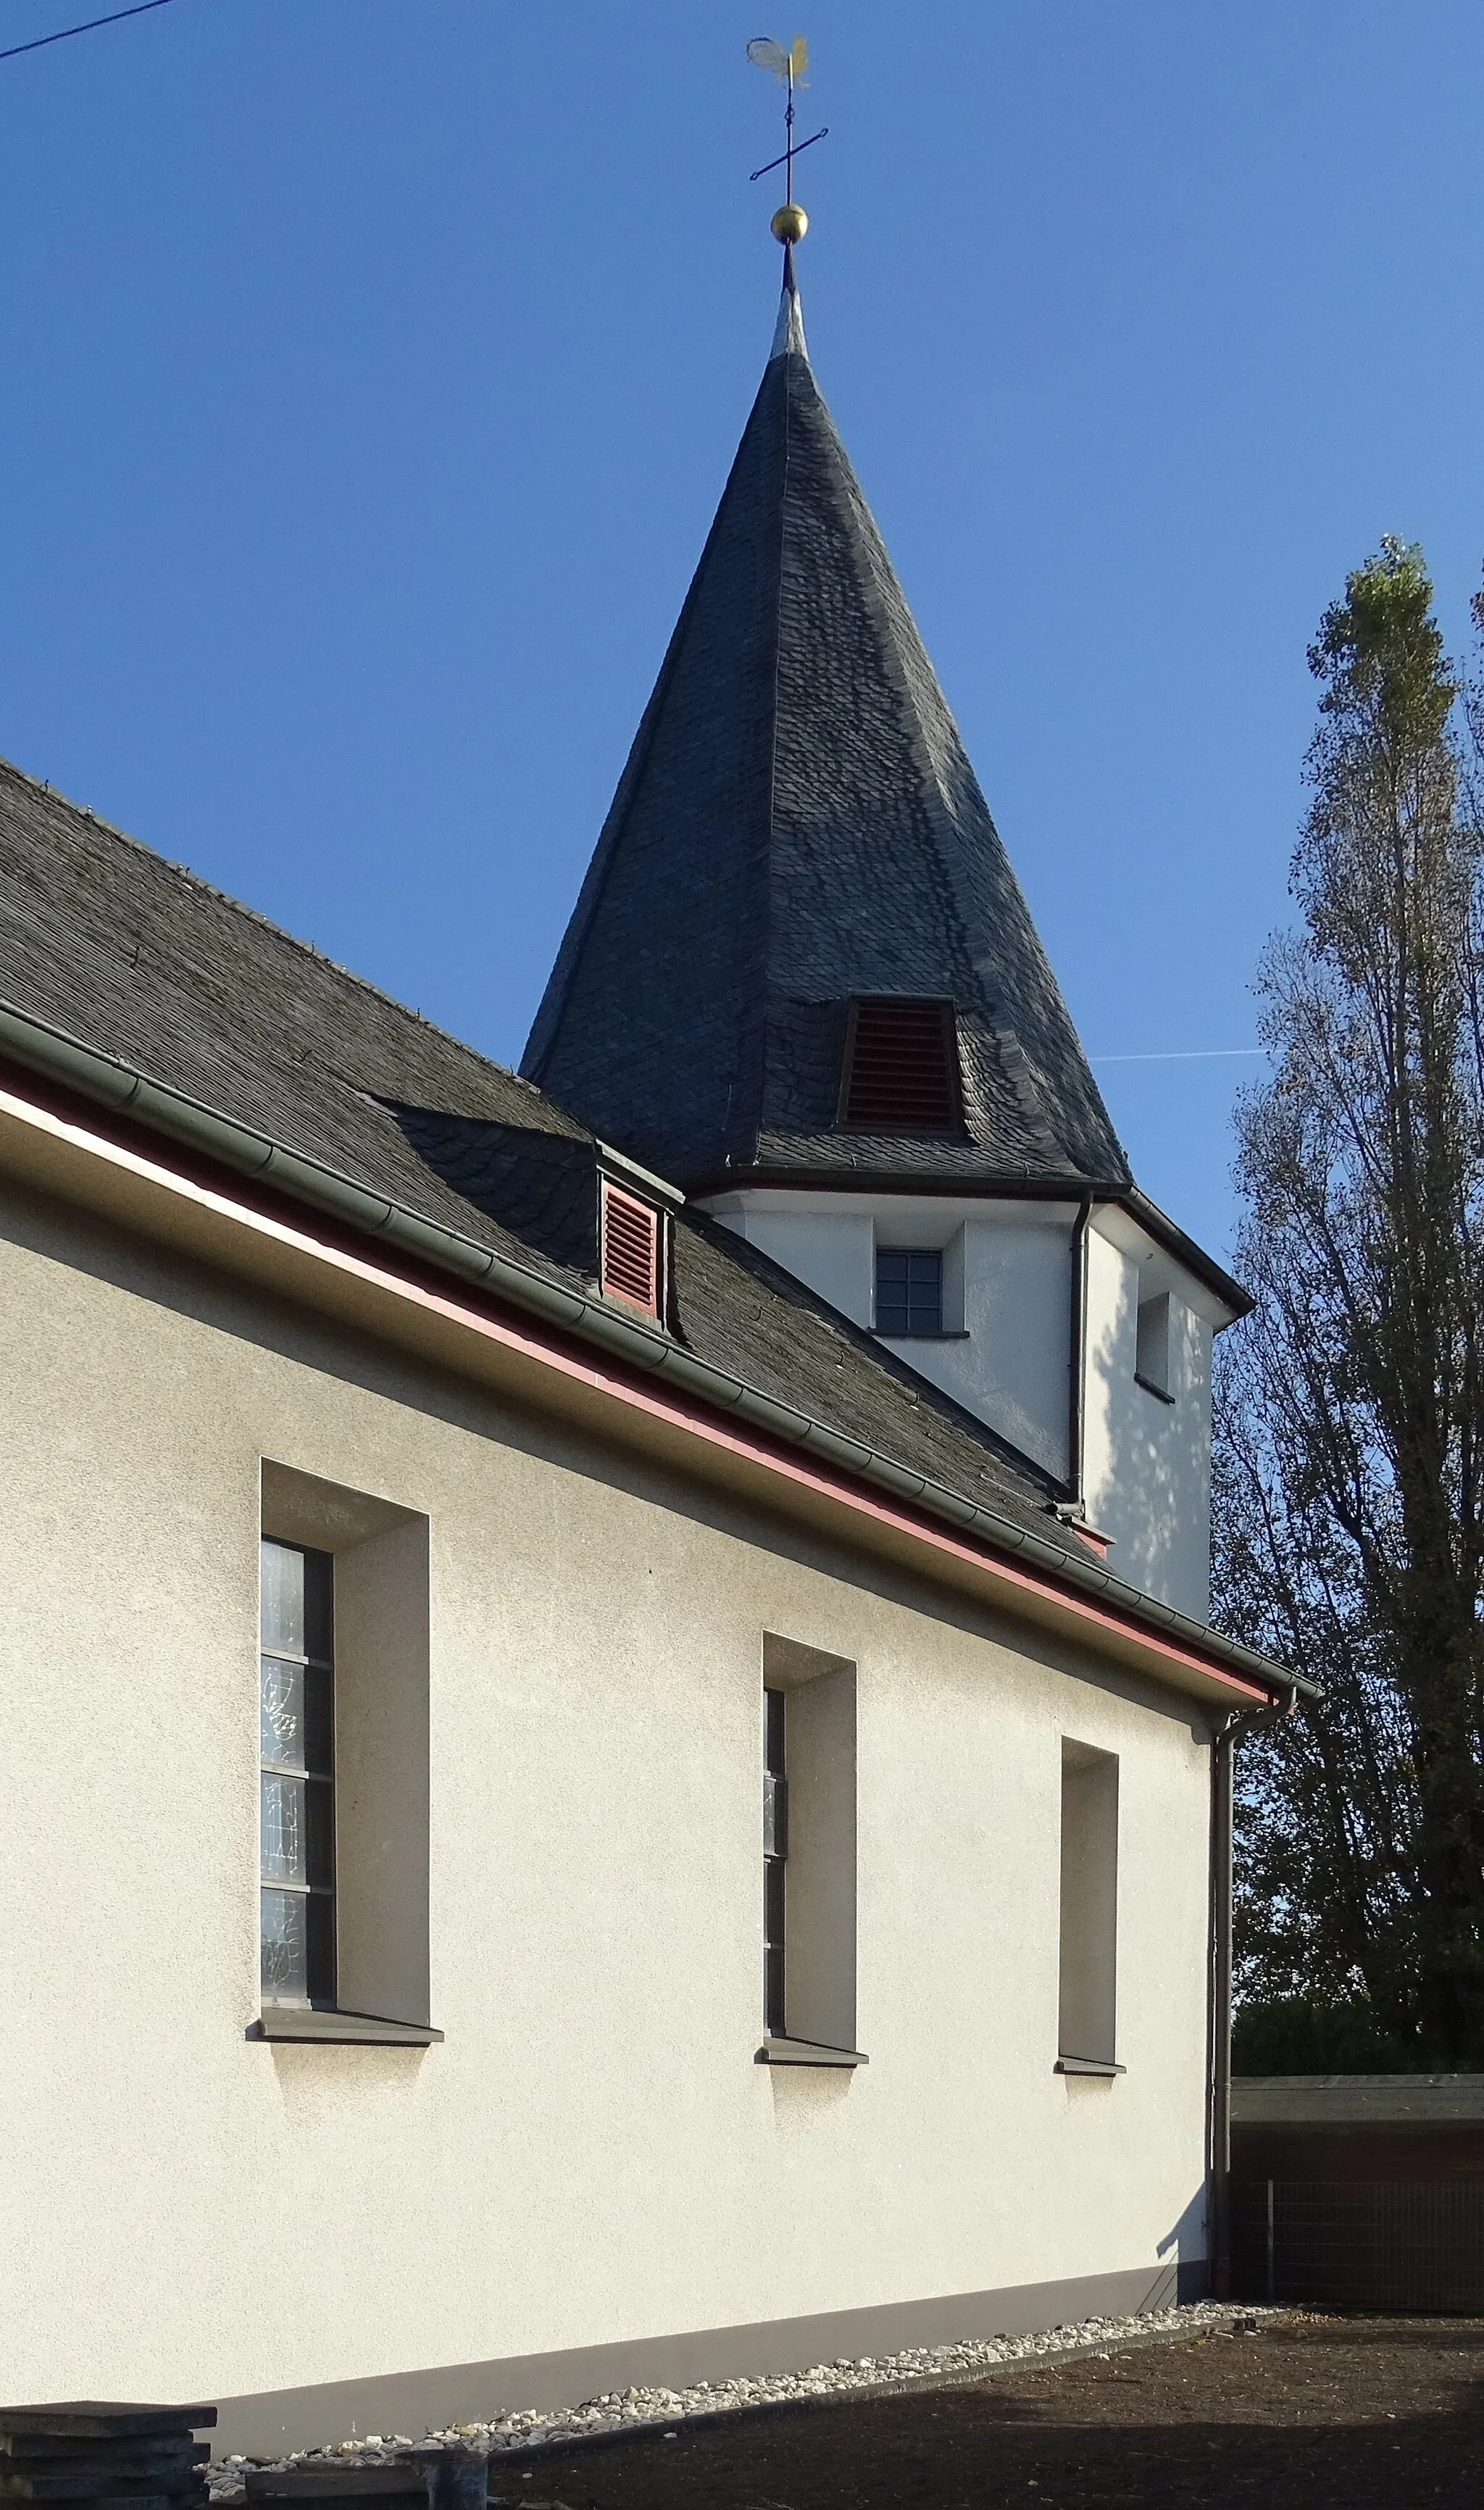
[523,237,1243,1622]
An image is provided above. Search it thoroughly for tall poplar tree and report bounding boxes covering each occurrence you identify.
[1215,538,1484,2068]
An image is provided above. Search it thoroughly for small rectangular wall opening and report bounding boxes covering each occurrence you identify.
[1135,1290,1173,1400]
[875,1246,943,1336]
[260,1462,431,2030]
[762,1635,857,2054]
[1059,1739,1119,2067]
[600,1179,661,1316]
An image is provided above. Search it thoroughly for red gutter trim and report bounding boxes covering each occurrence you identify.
[0,1074,1273,1708]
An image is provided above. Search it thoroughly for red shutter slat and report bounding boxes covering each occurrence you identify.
[601,1182,659,1314]
[841,999,959,1131]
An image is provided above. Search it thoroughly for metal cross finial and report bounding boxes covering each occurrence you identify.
[747,33,828,225]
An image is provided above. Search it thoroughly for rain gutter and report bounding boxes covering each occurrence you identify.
[0,995,1311,1708]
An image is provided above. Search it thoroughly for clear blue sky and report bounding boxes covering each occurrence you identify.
[4,1,1483,1266]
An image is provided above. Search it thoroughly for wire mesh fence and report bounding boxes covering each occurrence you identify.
[1233,2178,1484,2312]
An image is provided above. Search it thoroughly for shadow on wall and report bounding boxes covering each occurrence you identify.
[1084,1252,1211,1620]
[1158,2179,1210,2277]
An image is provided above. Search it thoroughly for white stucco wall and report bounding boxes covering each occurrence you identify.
[1081,1214,1217,1622]
[706,1193,1077,1482]
[708,1190,1225,1620]
[712,1195,876,1328]
[0,1180,1216,2427]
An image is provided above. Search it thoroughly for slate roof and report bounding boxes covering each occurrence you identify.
[522,265,1131,1193]
[0,754,1094,1564]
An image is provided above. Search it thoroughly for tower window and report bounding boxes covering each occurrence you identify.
[601,1179,660,1316]
[260,1538,335,2006]
[840,998,960,1132]
[875,1247,943,1336]
[1135,1291,1174,1401]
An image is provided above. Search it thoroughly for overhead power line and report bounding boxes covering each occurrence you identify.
[0,0,186,67]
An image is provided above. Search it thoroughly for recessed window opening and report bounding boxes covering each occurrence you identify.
[1135,1291,1173,1401]
[260,1539,335,2006]
[763,1687,788,2037]
[761,1636,859,2056]
[840,998,960,1132]
[601,1179,660,1316]
[875,1246,943,1336]
[1059,1740,1119,2068]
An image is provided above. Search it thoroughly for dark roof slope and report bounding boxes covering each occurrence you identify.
[0,754,1091,1562]
[522,271,1130,1193]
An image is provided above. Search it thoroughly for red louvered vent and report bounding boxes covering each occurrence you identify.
[840,998,961,1132]
[601,1180,659,1315]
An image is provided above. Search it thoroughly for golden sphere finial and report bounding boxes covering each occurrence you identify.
[770,202,808,246]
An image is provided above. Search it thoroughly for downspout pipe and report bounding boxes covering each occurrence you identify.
[1209,1693,1295,2298]
[1065,1194,1092,1505]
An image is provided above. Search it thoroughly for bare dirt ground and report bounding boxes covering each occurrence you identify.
[496,2316,1484,2509]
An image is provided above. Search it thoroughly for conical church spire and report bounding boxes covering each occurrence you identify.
[522,259,1129,1196]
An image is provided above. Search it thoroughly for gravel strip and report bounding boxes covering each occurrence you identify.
[209,2300,1280,2497]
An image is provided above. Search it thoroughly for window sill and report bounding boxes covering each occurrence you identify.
[757,2035,869,2068]
[1056,2055,1125,2077]
[873,1330,970,1343]
[252,2006,443,2046]
[1133,1372,1175,1407]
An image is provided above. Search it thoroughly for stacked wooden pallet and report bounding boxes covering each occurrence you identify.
[0,2406,217,2510]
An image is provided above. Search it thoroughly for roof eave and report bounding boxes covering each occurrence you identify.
[693,1164,1252,1318]
[0,992,1298,1706]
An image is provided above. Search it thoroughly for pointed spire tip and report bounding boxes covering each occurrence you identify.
[769,242,809,363]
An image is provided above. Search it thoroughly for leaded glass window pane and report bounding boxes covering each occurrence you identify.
[260,1539,305,1658]
[260,1537,335,2006]
[259,1659,333,1776]
[260,1657,305,1771]
[261,1887,307,2001]
[261,1771,307,1886]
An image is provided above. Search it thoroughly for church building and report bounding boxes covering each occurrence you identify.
[0,238,1298,2449]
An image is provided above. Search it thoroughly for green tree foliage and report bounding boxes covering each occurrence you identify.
[1215,539,1484,2067]
[1231,1996,1414,2077]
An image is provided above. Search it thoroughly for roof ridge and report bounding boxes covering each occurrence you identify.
[0,751,551,1112]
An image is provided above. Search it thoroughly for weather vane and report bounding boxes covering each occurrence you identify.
[747,35,827,248]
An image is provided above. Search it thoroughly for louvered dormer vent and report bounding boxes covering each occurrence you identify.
[600,1179,660,1317]
[840,998,961,1132]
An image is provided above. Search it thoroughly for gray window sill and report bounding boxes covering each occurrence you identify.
[1056,2054,1125,2077]
[252,2007,443,2046]
[757,2036,869,2068]
[1133,1372,1175,1406]
[873,1331,970,1343]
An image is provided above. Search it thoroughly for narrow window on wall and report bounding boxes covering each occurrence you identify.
[1135,1291,1173,1401]
[1058,1740,1119,2070]
[763,1687,788,2036]
[759,1637,860,2061]
[259,1539,335,2006]
[875,1247,943,1336]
